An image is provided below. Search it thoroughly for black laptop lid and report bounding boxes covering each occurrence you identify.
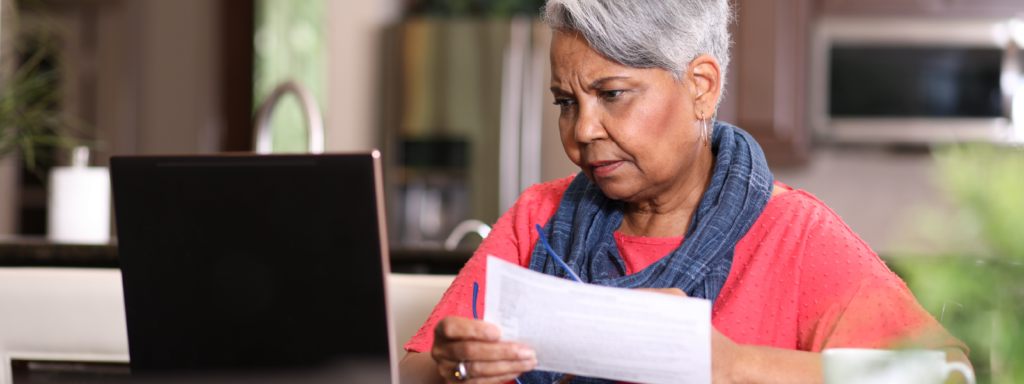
[111,153,391,378]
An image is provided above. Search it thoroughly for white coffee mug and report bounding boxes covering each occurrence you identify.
[823,348,975,384]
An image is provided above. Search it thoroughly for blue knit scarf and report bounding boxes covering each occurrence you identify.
[520,122,773,384]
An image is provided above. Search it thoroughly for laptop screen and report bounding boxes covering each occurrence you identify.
[111,153,391,381]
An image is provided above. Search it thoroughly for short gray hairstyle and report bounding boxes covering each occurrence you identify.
[542,0,733,89]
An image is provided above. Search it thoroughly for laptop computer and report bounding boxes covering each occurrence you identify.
[111,152,395,383]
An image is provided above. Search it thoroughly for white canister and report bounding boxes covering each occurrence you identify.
[47,147,111,244]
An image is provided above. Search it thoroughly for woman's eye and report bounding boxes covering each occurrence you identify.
[602,90,624,99]
[553,98,575,108]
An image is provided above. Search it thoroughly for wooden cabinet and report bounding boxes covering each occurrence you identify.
[725,0,814,166]
[820,0,946,15]
[820,0,1024,16]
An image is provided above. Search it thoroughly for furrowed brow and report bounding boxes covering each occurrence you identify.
[550,86,572,96]
[587,76,629,89]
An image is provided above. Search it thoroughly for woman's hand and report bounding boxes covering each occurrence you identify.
[427,316,537,384]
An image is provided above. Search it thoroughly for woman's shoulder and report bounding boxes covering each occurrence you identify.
[741,181,877,258]
[740,181,887,277]
[761,181,850,231]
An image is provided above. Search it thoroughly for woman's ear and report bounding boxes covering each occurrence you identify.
[687,54,722,119]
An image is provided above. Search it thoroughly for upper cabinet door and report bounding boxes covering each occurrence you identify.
[730,0,814,166]
[820,0,1024,16]
[821,0,944,15]
[948,0,1024,16]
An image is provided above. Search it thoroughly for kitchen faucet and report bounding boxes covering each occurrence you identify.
[253,81,325,154]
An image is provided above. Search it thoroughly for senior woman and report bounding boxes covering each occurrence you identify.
[399,0,969,383]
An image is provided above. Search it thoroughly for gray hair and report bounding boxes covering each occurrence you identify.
[542,0,733,94]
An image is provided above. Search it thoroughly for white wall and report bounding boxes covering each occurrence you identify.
[324,0,401,153]
[130,0,413,156]
[133,0,221,156]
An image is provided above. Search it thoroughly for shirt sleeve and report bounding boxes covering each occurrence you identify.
[403,177,572,353]
[792,194,968,354]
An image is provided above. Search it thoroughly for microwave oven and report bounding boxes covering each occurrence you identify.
[811,17,1024,143]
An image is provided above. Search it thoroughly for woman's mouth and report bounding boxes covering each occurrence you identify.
[590,161,623,177]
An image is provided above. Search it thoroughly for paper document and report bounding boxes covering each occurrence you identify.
[483,256,711,384]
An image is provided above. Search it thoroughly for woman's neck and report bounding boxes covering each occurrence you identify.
[617,146,715,238]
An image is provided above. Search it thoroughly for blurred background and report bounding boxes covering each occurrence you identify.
[0,0,1022,383]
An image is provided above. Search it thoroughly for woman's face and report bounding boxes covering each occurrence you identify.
[549,31,719,203]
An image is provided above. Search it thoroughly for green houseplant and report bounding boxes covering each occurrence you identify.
[0,7,84,175]
[891,144,1024,384]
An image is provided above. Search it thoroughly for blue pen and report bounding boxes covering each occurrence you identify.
[472,282,479,320]
[535,224,582,282]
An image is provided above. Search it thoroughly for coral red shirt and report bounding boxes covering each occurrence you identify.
[405,175,965,360]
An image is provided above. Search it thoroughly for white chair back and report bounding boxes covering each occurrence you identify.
[0,268,129,384]
[387,274,456,356]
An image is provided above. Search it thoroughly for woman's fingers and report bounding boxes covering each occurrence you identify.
[464,372,529,384]
[475,373,525,384]
[435,316,501,342]
[435,358,536,384]
[465,359,537,377]
[433,339,535,362]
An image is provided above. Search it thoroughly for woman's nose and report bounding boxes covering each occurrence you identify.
[573,103,607,143]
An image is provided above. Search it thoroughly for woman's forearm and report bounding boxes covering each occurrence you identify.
[728,344,822,384]
[711,329,820,384]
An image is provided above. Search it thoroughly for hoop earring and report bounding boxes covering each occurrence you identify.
[701,113,709,146]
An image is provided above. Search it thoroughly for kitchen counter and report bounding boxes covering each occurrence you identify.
[0,238,120,268]
[0,237,472,274]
